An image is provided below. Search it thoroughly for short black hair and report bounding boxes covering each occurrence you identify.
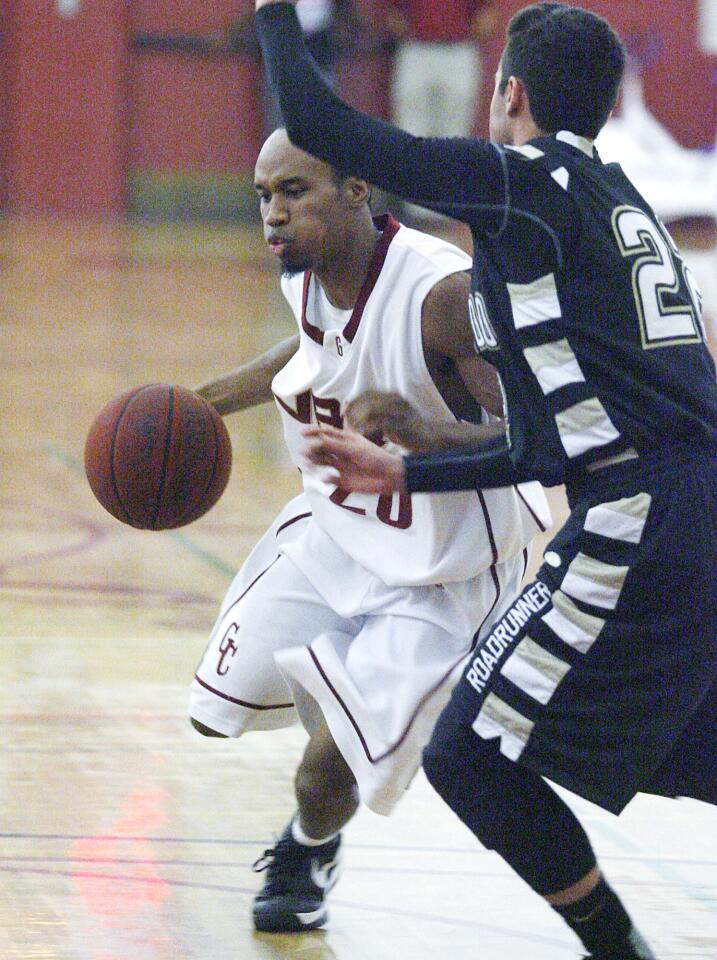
[500,3,625,139]
[330,167,350,188]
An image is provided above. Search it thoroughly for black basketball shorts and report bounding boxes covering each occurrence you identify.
[436,450,717,814]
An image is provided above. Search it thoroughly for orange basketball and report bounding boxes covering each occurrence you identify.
[84,384,232,529]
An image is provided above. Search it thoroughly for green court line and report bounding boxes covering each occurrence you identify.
[43,441,235,579]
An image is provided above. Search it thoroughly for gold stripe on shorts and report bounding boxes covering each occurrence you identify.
[472,692,535,761]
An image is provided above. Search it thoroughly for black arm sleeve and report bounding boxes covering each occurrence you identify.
[255,3,507,227]
[404,438,528,493]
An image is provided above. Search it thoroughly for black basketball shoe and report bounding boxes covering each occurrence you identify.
[252,821,342,932]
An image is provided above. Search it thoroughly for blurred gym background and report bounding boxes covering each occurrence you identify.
[1,0,715,222]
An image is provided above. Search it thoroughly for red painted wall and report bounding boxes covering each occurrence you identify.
[0,1,714,212]
[7,0,128,215]
[0,0,10,208]
[127,0,261,169]
[129,54,261,173]
[126,0,716,178]
[127,0,390,175]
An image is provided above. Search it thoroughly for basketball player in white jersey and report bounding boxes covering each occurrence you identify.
[189,128,550,933]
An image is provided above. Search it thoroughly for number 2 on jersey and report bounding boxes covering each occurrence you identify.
[330,486,413,529]
[612,205,704,349]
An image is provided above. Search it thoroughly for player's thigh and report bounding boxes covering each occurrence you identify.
[190,553,355,736]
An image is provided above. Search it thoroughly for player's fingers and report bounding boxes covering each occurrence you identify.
[302,438,337,466]
[302,424,344,441]
[302,429,360,468]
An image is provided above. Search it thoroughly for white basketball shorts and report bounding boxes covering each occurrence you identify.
[189,493,527,814]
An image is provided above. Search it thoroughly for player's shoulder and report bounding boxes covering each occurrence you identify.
[500,132,601,184]
[389,220,472,272]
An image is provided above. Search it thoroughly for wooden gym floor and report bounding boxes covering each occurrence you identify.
[1,214,716,960]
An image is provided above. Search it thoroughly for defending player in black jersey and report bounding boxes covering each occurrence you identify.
[254,2,717,957]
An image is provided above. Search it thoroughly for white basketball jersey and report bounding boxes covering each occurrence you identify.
[271,215,551,586]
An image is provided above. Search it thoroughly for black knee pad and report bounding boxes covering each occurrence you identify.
[423,708,512,850]
[423,707,596,894]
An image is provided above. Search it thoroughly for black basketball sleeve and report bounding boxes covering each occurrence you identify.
[404,437,530,493]
[255,3,507,228]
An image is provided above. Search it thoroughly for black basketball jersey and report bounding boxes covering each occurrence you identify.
[257,3,717,488]
[462,133,717,486]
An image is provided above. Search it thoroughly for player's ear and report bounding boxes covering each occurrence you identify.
[344,177,371,208]
[505,75,527,118]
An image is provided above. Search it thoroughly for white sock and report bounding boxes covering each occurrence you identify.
[291,815,338,847]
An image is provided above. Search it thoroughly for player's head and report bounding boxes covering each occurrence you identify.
[254,128,372,277]
[490,3,625,143]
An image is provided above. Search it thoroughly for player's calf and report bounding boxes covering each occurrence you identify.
[294,728,358,839]
[422,709,656,959]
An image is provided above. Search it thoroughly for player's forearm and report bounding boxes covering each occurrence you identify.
[255,3,390,180]
[196,335,298,415]
[404,436,525,492]
[405,418,506,454]
[254,4,504,216]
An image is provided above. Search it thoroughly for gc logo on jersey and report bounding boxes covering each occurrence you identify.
[469,292,498,351]
[216,624,239,676]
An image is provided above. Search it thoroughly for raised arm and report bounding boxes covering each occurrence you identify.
[254,1,506,225]
[303,423,522,494]
[195,334,299,415]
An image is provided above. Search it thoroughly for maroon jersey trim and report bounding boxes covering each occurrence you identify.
[276,511,312,537]
[476,489,499,565]
[300,214,401,346]
[193,674,294,711]
[514,484,548,532]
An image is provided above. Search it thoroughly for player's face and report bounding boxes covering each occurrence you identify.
[254,133,348,276]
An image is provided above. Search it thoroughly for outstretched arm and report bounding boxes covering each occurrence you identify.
[344,391,505,454]
[195,335,299,415]
[254,1,506,224]
[303,424,522,494]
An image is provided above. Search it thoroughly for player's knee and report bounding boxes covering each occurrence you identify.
[423,710,514,851]
[190,717,228,738]
[422,708,475,802]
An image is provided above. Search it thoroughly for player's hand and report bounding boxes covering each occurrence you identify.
[302,424,407,495]
[345,391,433,452]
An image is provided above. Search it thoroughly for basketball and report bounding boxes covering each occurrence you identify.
[84,383,232,529]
